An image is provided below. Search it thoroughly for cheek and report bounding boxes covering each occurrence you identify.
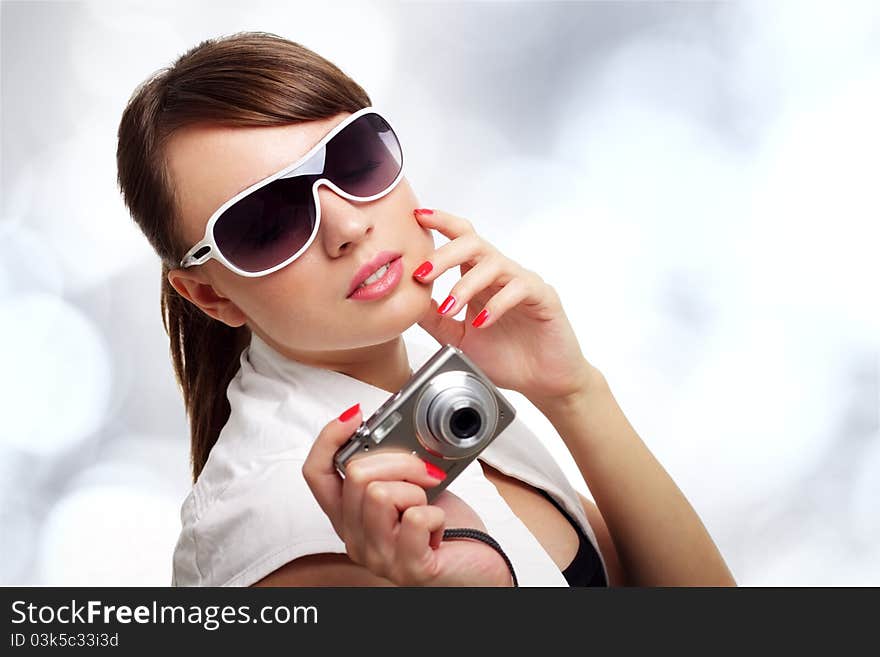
[401,210,433,245]
[255,265,340,318]
[237,274,300,315]
[417,226,436,253]
[206,264,250,303]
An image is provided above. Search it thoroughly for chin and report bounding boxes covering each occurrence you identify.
[371,288,433,335]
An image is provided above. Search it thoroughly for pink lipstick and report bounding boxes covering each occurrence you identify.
[347,256,404,301]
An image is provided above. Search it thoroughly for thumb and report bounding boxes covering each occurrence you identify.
[305,403,363,488]
[417,297,465,347]
[303,403,363,534]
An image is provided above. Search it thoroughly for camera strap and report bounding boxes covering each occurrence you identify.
[442,528,519,587]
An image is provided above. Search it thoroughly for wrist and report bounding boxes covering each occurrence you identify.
[529,362,608,420]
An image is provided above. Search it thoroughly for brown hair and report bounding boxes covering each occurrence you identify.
[115,31,371,483]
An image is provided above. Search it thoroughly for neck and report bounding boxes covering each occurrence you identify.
[329,335,413,394]
[256,329,413,394]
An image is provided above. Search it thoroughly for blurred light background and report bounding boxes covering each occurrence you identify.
[1,0,878,586]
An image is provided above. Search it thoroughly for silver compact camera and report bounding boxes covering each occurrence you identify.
[333,343,516,502]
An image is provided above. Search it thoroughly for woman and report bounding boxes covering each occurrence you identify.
[116,31,735,587]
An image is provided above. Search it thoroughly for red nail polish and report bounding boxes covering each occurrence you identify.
[423,460,446,480]
[338,403,360,422]
[414,208,435,215]
[472,309,489,328]
[413,261,433,278]
[438,295,455,315]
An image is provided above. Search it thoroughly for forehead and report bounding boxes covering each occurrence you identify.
[165,112,350,241]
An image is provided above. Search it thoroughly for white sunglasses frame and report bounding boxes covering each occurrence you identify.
[178,106,405,277]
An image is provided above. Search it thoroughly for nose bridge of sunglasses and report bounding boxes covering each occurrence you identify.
[311,178,354,219]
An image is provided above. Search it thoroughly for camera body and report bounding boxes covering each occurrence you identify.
[333,343,516,502]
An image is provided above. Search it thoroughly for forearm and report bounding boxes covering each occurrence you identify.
[530,365,736,587]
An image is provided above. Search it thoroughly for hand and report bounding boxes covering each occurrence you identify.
[412,208,598,404]
[302,404,515,586]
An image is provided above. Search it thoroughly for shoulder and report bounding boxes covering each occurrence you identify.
[172,457,346,587]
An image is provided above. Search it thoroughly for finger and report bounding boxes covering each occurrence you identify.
[433,256,510,319]
[412,208,476,243]
[416,297,466,348]
[395,505,446,585]
[361,481,429,574]
[410,231,486,285]
[470,274,555,329]
[302,403,363,534]
[341,451,446,559]
[429,526,444,550]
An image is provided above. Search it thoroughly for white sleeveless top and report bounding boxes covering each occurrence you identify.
[171,332,609,587]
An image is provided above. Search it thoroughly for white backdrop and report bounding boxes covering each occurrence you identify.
[1,0,878,586]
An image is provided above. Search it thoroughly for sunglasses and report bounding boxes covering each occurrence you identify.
[178,106,404,276]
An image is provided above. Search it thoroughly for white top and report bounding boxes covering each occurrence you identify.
[171,331,609,587]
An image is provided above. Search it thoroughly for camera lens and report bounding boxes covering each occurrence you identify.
[416,370,498,456]
[450,407,481,439]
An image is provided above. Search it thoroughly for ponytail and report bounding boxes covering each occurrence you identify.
[161,263,251,482]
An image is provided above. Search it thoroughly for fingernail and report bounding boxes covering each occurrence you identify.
[423,460,447,480]
[338,403,360,422]
[472,309,489,328]
[413,261,433,279]
[438,295,456,315]
[414,208,434,216]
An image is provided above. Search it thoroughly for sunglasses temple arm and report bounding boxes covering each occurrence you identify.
[179,240,213,268]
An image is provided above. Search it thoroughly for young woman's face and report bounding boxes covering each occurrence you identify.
[165,112,435,359]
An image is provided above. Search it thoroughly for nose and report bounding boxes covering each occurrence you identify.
[315,182,374,257]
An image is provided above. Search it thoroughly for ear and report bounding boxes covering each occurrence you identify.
[166,268,248,328]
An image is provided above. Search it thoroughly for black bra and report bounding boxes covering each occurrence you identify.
[538,488,608,587]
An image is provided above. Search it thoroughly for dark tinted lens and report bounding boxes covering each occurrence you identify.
[214,175,317,273]
[324,113,402,197]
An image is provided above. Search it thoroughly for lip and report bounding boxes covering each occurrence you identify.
[347,256,403,301]
[347,250,402,298]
